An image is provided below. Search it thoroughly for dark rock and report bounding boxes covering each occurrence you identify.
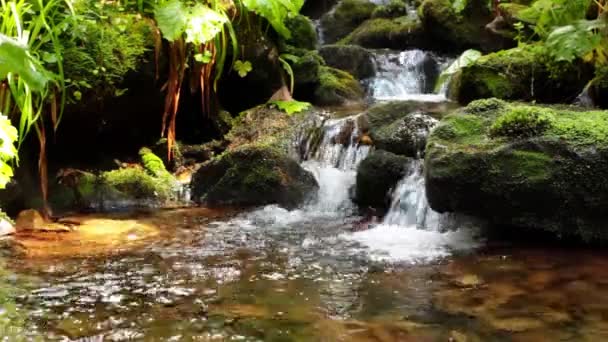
[370,111,438,157]
[319,44,375,79]
[191,145,318,208]
[355,150,410,210]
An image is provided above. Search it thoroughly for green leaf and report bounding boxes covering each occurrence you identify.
[434,49,482,92]
[234,60,253,77]
[546,19,605,62]
[0,113,18,189]
[0,34,50,92]
[241,0,304,38]
[268,100,311,115]
[154,0,188,42]
[185,4,228,44]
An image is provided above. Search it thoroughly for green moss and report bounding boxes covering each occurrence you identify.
[139,148,170,177]
[284,15,317,50]
[490,106,554,139]
[339,17,423,48]
[62,10,153,102]
[431,114,487,145]
[102,168,173,200]
[291,50,325,85]
[492,150,553,182]
[371,0,408,19]
[314,66,364,106]
[456,44,591,104]
[0,210,13,225]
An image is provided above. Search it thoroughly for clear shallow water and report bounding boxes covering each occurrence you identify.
[5,209,608,341]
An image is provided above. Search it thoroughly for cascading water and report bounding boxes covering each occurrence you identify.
[367,49,453,102]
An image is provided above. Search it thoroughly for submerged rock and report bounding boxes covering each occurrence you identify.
[192,145,317,208]
[425,99,608,241]
[452,45,592,104]
[319,44,375,80]
[355,150,411,210]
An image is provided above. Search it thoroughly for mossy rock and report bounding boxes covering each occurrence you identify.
[425,99,608,241]
[355,150,410,210]
[191,145,318,208]
[418,0,508,52]
[50,150,178,212]
[283,15,318,50]
[320,0,377,43]
[313,66,365,106]
[319,44,375,79]
[371,0,409,19]
[340,17,424,49]
[454,44,593,104]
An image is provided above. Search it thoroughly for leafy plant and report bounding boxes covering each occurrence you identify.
[435,49,482,92]
[268,100,311,115]
[240,0,305,38]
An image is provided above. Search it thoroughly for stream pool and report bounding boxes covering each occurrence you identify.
[2,207,608,341]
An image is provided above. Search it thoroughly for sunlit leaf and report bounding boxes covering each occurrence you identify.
[0,34,49,92]
[268,100,311,115]
[185,4,227,45]
[434,49,482,93]
[154,0,188,42]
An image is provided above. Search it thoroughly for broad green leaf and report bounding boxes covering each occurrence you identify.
[241,0,304,38]
[434,49,482,92]
[0,34,49,92]
[234,60,253,77]
[546,19,605,62]
[154,0,188,42]
[269,100,311,115]
[0,113,18,189]
[185,4,228,44]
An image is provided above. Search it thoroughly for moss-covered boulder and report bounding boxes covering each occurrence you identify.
[355,150,410,209]
[453,45,593,104]
[418,0,508,52]
[50,150,179,211]
[373,111,438,157]
[283,15,318,50]
[192,105,319,208]
[320,0,377,43]
[191,145,317,208]
[313,66,365,106]
[339,17,425,49]
[425,98,608,241]
[319,45,375,80]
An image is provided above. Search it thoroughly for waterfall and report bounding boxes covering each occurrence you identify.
[382,160,440,230]
[367,49,452,102]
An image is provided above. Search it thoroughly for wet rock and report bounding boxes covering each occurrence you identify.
[452,45,593,104]
[191,145,318,209]
[370,111,438,158]
[320,0,377,44]
[357,101,445,157]
[0,217,14,236]
[355,150,410,210]
[319,44,375,79]
[15,209,71,232]
[425,99,608,241]
[371,0,410,19]
[339,17,425,50]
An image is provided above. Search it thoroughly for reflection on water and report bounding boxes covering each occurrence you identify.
[2,208,608,341]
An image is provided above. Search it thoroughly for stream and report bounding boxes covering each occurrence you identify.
[3,49,608,341]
